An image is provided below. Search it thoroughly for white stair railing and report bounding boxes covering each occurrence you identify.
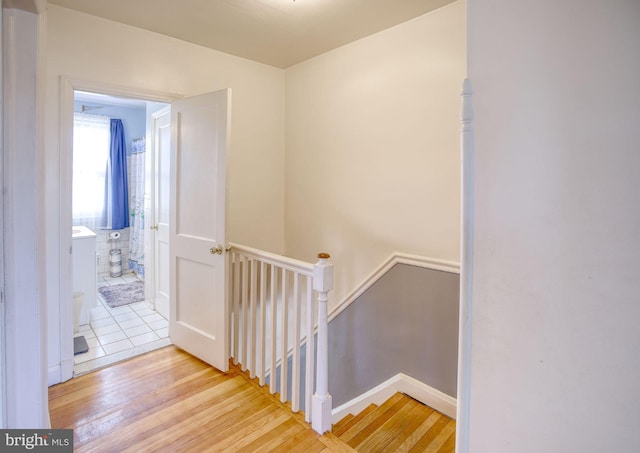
[228,243,333,433]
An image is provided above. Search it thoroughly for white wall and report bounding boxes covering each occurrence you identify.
[466,0,640,451]
[45,5,286,382]
[284,1,466,308]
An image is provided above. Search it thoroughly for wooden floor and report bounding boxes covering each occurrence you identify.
[49,346,454,452]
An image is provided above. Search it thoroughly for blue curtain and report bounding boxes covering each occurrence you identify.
[102,119,130,230]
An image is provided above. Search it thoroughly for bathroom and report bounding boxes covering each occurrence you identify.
[71,90,170,374]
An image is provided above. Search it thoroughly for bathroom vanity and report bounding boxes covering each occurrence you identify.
[72,225,97,326]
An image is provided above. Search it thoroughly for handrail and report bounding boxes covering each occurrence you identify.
[228,243,313,276]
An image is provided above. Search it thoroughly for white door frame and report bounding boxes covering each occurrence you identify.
[0,6,5,427]
[57,77,181,382]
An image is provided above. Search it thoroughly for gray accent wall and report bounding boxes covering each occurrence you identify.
[328,263,459,406]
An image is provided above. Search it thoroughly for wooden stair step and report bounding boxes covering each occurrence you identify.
[408,415,456,453]
[336,392,407,444]
[345,393,413,449]
[333,403,378,437]
[334,392,456,453]
[377,401,437,452]
[333,413,355,433]
[356,398,432,453]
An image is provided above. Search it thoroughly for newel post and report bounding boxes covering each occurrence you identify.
[312,252,333,434]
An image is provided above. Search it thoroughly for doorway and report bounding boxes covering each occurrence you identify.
[59,78,231,382]
[66,86,172,375]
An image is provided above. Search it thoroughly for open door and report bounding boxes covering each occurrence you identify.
[169,89,231,371]
[151,107,171,320]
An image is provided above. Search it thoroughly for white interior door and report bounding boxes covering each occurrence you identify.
[170,89,230,371]
[152,107,171,320]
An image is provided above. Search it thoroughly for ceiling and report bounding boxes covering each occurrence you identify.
[47,0,456,68]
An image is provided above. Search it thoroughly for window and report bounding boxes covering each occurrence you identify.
[72,113,110,223]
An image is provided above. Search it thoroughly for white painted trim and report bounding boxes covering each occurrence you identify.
[56,77,182,384]
[229,242,313,276]
[328,252,460,322]
[0,6,5,429]
[3,5,49,427]
[48,355,73,385]
[331,373,457,423]
[47,365,60,387]
[456,77,474,453]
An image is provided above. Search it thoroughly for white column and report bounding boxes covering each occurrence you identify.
[456,78,474,453]
[2,3,49,428]
[311,253,333,434]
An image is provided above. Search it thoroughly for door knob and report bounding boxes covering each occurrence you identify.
[150,224,159,231]
[209,245,224,255]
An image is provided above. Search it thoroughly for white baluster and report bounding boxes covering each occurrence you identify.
[240,256,248,371]
[259,261,267,386]
[304,276,314,423]
[249,258,258,378]
[232,252,240,364]
[269,265,277,394]
[291,272,301,412]
[312,252,333,434]
[280,269,289,403]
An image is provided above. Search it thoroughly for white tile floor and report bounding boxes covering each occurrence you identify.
[73,272,171,375]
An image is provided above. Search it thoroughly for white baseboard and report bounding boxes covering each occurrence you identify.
[331,373,457,423]
[48,357,75,386]
[48,365,61,387]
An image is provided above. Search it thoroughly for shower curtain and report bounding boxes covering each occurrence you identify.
[129,137,146,277]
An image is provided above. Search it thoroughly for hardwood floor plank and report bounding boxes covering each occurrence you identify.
[338,393,406,443]
[119,384,263,452]
[425,419,456,453]
[149,396,279,452]
[332,413,354,433]
[49,346,190,400]
[235,417,305,452]
[436,424,457,453]
[407,413,451,453]
[393,410,442,453]
[50,346,454,452]
[357,398,432,453]
[50,347,196,404]
[54,366,225,430]
[211,410,292,452]
[49,351,216,422]
[271,429,326,453]
[318,433,359,453]
[333,404,378,437]
[79,374,242,443]
[76,375,249,451]
[346,393,412,448]
[380,402,436,452]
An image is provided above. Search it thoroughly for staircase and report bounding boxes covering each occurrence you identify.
[228,244,456,450]
[230,356,456,452]
[333,392,456,453]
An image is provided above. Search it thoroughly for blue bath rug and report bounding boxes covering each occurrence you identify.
[98,281,145,308]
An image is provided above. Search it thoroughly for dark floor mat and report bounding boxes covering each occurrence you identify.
[74,335,89,355]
